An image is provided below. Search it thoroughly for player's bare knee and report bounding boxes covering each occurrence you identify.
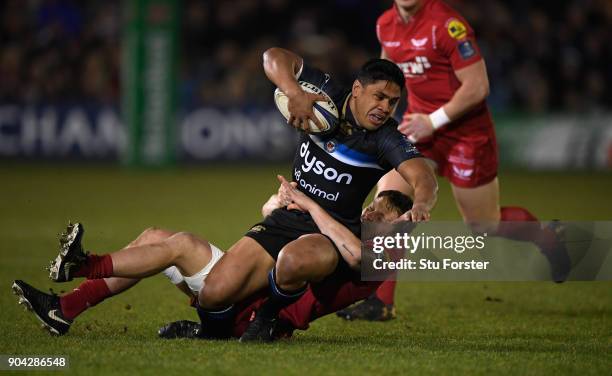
[143,226,160,235]
[197,265,236,309]
[159,232,187,260]
[198,278,231,309]
[145,226,167,237]
[135,227,153,242]
[276,248,306,286]
[165,232,199,259]
[137,226,172,244]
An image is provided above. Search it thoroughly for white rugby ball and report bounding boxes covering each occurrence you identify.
[274,81,339,136]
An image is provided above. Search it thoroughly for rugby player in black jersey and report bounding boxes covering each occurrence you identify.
[16,50,436,342]
[180,47,437,342]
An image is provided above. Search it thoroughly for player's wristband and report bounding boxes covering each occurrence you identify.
[428,107,451,130]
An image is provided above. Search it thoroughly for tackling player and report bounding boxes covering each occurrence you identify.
[12,182,413,339]
[338,0,571,321]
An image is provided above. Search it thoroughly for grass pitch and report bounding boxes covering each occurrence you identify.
[0,163,610,375]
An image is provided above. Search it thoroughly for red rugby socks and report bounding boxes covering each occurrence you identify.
[496,206,557,252]
[374,280,397,305]
[73,254,114,280]
[60,279,112,320]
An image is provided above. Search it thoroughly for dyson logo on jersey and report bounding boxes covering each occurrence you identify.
[294,168,340,202]
[299,141,352,184]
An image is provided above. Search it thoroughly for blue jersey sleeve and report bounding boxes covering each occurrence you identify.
[297,64,346,108]
[376,123,422,169]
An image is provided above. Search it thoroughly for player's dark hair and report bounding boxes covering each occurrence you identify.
[377,190,413,215]
[357,59,405,91]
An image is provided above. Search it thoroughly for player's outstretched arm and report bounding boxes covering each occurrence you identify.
[395,158,438,222]
[262,47,326,131]
[277,175,362,269]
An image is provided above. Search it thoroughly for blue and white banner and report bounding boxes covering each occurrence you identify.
[0,104,298,161]
[0,104,124,159]
[1,104,611,169]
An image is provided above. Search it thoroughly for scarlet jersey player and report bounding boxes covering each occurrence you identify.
[337,0,570,321]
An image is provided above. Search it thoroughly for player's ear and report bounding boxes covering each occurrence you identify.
[352,80,363,98]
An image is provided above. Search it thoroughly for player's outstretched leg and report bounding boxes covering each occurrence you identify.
[56,225,180,324]
[40,224,180,334]
[496,209,571,282]
[452,180,571,282]
[48,221,215,284]
[12,280,72,336]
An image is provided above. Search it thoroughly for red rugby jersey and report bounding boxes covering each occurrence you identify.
[377,0,494,138]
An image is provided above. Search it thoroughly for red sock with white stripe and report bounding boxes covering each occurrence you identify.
[60,279,112,320]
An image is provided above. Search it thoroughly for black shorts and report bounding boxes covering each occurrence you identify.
[245,208,353,275]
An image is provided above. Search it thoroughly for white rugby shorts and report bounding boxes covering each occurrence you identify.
[161,243,224,294]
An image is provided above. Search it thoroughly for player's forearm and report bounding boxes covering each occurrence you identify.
[397,159,438,212]
[411,173,438,211]
[308,205,361,269]
[263,47,303,97]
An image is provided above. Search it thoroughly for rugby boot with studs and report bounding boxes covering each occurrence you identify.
[12,280,72,336]
[48,222,88,282]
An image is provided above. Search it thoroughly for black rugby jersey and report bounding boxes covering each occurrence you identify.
[290,64,422,234]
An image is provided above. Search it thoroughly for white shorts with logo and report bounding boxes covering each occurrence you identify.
[161,243,224,294]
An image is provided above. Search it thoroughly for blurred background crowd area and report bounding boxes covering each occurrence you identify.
[1,0,610,114]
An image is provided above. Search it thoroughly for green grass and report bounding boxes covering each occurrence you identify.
[0,163,610,375]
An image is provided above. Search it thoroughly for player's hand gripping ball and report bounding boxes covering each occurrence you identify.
[274,81,339,136]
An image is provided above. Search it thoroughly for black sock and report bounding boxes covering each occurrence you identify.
[258,268,307,320]
[196,304,236,339]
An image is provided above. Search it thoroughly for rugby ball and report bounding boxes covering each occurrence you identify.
[274,81,339,136]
